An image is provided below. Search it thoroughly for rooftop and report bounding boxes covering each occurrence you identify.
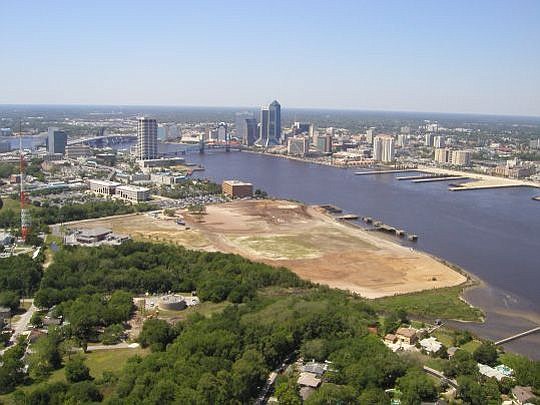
[223,180,253,186]
[396,327,417,338]
[78,227,112,238]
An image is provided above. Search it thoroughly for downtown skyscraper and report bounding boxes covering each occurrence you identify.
[256,100,281,147]
[137,117,158,160]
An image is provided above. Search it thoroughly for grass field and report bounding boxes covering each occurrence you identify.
[371,286,484,322]
[0,348,147,404]
[1,198,22,212]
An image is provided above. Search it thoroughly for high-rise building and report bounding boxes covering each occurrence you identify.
[292,122,310,135]
[365,128,374,144]
[268,100,281,145]
[245,118,258,146]
[137,117,158,160]
[47,127,68,155]
[235,112,254,142]
[451,150,472,166]
[397,134,408,147]
[400,126,411,135]
[373,135,395,163]
[256,107,269,146]
[287,136,309,156]
[434,148,452,164]
[434,135,445,148]
[217,122,228,142]
[424,133,435,147]
[315,134,333,153]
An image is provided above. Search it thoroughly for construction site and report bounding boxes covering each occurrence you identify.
[67,199,467,299]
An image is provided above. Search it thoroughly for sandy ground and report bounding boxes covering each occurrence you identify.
[65,200,467,298]
[418,166,540,191]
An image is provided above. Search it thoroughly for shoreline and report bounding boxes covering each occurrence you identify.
[325,210,483,313]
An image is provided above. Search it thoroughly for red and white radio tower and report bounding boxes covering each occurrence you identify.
[19,121,31,242]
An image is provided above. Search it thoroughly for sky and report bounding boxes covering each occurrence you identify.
[1,0,540,116]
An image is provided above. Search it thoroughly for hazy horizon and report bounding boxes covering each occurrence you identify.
[2,0,539,116]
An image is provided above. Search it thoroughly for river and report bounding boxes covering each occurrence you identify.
[184,150,540,359]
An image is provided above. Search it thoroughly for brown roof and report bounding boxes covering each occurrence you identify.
[384,333,397,341]
[512,386,535,403]
[396,327,417,338]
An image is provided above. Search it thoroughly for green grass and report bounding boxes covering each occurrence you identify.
[372,286,484,322]
[231,234,320,260]
[0,348,148,404]
[433,330,455,347]
[1,198,22,212]
[155,301,230,322]
[461,340,482,353]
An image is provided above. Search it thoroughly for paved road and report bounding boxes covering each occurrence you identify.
[85,342,140,352]
[10,300,37,343]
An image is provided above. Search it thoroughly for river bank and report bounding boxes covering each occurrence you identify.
[185,151,539,358]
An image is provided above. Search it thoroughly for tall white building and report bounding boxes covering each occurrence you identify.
[434,135,445,148]
[373,136,395,163]
[137,117,158,160]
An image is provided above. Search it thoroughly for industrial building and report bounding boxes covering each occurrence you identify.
[222,180,253,198]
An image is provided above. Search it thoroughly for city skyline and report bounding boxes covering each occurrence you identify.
[1,0,540,116]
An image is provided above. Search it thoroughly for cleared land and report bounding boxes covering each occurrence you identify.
[65,200,467,298]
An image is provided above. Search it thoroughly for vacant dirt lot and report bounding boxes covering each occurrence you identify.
[66,200,466,298]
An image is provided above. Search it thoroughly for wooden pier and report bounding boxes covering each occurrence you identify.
[494,326,540,346]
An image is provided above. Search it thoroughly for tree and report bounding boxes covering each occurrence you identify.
[443,349,479,378]
[231,349,268,402]
[357,388,390,405]
[397,370,438,404]
[457,375,485,405]
[27,334,62,380]
[301,339,329,362]
[66,381,102,403]
[65,355,91,383]
[138,318,174,351]
[0,291,20,312]
[305,383,357,404]
[101,324,125,345]
[473,342,498,367]
[274,377,302,405]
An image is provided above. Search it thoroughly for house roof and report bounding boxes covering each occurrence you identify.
[512,386,535,403]
[396,327,417,338]
[384,333,397,341]
[297,372,321,388]
[301,361,326,376]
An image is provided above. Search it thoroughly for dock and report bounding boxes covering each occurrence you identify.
[412,176,466,183]
[494,326,540,346]
[318,204,343,214]
[369,219,418,241]
[336,214,359,220]
[448,183,531,191]
[355,169,424,176]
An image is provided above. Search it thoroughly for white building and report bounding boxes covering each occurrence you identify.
[137,117,158,160]
[373,135,395,163]
[434,135,445,148]
[65,144,93,159]
[287,137,309,156]
[115,185,150,203]
[451,150,472,166]
[88,179,120,196]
